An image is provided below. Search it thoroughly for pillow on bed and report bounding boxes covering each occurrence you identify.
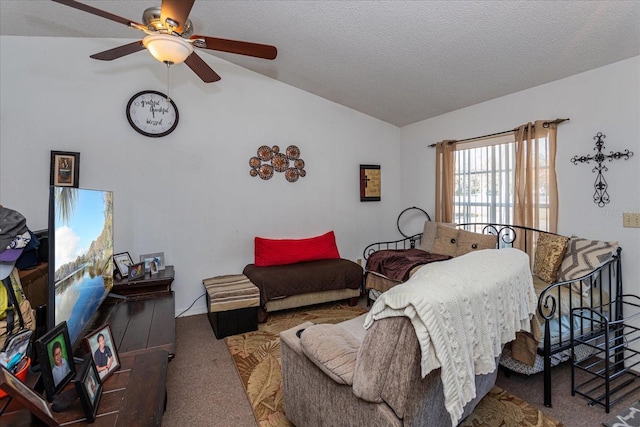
[254,231,340,267]
[431,223,459,257]
[418,221,456,252]
[455,229,498,256]
[532,233,569,283]
[557,236,618,295]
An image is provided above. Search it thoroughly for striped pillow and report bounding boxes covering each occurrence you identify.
[557,236,618,294]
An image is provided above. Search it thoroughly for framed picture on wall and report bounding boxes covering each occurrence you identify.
[360,164,381,202]
[50,151,80,188]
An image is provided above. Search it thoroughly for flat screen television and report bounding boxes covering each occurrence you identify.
[47,186,114,348]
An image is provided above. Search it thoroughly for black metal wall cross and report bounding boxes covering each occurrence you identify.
[570,132,634,207]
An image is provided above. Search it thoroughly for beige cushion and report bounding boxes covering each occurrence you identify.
[455,229,498,256]
[419,221,455,252]
[299,324,360,385]
[532,233,569,283]
[431,224,459,257]
[557,235,618,295]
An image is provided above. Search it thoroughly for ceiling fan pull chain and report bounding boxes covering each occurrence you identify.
[166,62,171,101]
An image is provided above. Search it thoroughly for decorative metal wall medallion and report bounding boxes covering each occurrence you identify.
[250,145,305,182]
[570,132,634,207]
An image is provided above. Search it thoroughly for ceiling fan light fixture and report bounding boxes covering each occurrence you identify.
[143,34,193,65]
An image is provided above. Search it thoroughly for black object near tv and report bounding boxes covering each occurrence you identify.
[47,186,114,349]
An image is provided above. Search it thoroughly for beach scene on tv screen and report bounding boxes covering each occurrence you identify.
[54,188,114,342]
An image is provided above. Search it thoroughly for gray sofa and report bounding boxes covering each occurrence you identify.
[280,314,499,426]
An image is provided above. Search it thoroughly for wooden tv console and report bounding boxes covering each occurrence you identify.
[0,291,175,426]
[94,292,176,359]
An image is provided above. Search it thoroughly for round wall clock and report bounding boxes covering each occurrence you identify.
[126,90,179,137]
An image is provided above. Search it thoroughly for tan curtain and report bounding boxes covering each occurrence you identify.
[513,120,559,253]
[434,140,456,222]
[435,120,558,232]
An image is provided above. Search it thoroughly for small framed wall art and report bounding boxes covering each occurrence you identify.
[360,164,381,202]
[50,151,80,187]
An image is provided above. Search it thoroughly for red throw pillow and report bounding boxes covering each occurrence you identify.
[254,231,341,267]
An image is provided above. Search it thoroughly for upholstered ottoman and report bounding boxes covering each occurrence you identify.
[202,274,260,339]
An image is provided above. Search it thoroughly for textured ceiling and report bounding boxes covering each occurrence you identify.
[1,1,639,127]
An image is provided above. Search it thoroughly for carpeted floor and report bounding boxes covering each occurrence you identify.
[163,298,638,426]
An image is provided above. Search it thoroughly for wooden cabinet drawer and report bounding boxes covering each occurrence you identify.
[18,262,48,308]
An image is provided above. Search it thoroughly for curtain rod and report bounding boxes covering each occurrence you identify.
[427,118,569,148]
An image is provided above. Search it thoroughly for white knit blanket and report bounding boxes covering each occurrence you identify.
[363,248,537,427]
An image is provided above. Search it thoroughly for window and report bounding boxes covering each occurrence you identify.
[453,133,552,231]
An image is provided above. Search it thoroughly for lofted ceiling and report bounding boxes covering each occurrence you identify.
[1,1,639,127]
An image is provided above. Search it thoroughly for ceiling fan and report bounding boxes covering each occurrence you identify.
[51,0,278,83]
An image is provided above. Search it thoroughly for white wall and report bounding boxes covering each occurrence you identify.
[0,36,402,316]
[401,56,640,359]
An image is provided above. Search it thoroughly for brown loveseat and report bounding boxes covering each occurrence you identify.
[280,314,499,426]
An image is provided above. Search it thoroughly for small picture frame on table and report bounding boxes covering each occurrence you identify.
[149,260,159,276]
[35,321,76,402]
[74,356,102,423]
[50,150,80,188]
[0,365,59,426]
[140,252,165,272]
[128,261,145,281]
[84,324,120,381]
[113,252,133,278]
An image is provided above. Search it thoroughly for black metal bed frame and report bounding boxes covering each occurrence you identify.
[362,222,623,408]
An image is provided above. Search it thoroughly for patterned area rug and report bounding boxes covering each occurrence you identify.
[459,387,563,427]
[225,302,563,427]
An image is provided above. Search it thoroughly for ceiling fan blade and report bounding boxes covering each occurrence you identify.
[90,41,146,61]
[160,0,195,34]
[191,35,277,60]
[51,0,143,28]
[184,52,221,83]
